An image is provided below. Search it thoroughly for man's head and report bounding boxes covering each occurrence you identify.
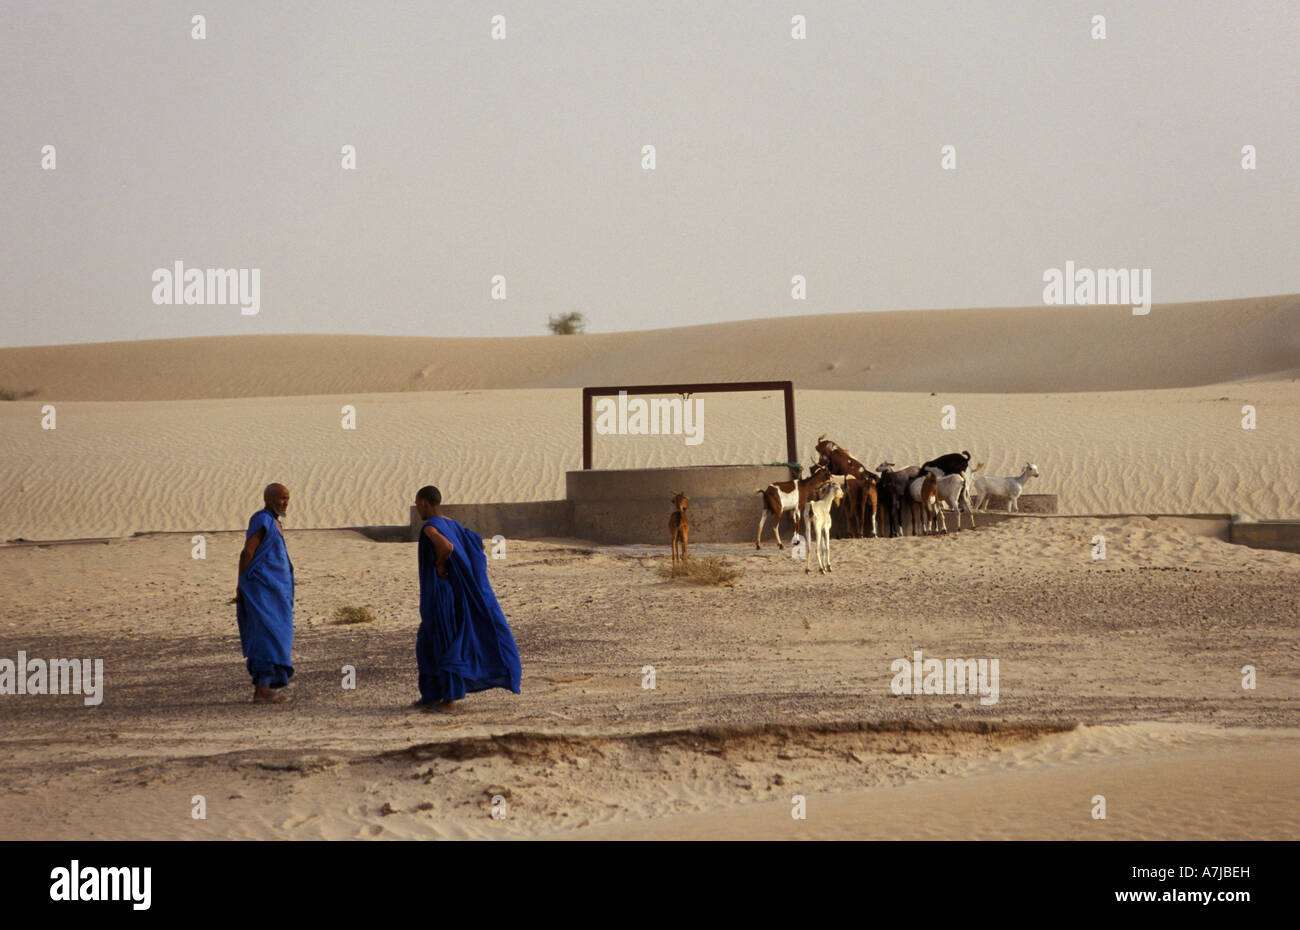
[263,483,290,517]
[415,485,441,520]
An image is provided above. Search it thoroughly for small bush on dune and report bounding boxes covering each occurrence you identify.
[547,312,586,335]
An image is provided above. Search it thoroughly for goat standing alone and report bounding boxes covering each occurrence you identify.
[669,492,690,563]
[973,463,1040,512]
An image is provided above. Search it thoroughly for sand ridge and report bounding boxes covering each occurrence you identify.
[1,294,1296,401]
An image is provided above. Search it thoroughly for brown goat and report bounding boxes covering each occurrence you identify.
[815,435,879,537]
[670,492,690,563]
[912,472,944,535]
[756,465,831,549]
[841,473,879,538]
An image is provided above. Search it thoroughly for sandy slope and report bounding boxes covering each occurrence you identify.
[0,521,1296,840]
[1,381,1297,540]
[568,725,1300,841]
[1,294,1296,401]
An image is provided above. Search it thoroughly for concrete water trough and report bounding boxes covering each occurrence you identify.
[1228,518,1300,554]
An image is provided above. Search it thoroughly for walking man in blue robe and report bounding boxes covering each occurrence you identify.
[236,483,295,703]
[413,486,522,714]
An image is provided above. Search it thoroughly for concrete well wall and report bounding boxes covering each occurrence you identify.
[566,465,799,544]
[966,493,1058,515]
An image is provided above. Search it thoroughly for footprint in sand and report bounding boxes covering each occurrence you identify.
[280,813,322,831]
[543,674,594,689]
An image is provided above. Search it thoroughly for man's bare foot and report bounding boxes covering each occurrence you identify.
[253,685,289,704]
[410,699,456,713]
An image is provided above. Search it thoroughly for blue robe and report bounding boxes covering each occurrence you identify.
[417,515,522,704]
[237,509,295,687]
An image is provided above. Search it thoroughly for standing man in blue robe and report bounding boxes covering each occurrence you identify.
[236,483,295,704]
[413,486,522,714]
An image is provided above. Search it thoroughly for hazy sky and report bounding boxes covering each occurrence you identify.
[2,0,1297,347]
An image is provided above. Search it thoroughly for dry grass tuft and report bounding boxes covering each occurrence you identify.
[333,604,378,624]
[658,555,741,587]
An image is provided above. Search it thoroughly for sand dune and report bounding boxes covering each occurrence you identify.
[1,382,1298,540]
[1,294,1296,401]
[3,293,1296,540]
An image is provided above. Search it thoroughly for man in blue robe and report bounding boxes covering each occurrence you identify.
[236,483,295,703]
[413,486,522,714]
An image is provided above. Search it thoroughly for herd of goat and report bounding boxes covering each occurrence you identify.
[758,435,1041,573]
[666,435,1042,573]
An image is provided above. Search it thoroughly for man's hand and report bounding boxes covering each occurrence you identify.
[424,523,455,579]
[238,527,265,578]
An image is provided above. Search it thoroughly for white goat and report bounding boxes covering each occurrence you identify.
[925,469,976,529]
[972,463,1040,512]
[803,480,845,574]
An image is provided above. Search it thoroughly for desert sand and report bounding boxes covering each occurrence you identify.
[1,295,1298,840]
[0,522,1296,840]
